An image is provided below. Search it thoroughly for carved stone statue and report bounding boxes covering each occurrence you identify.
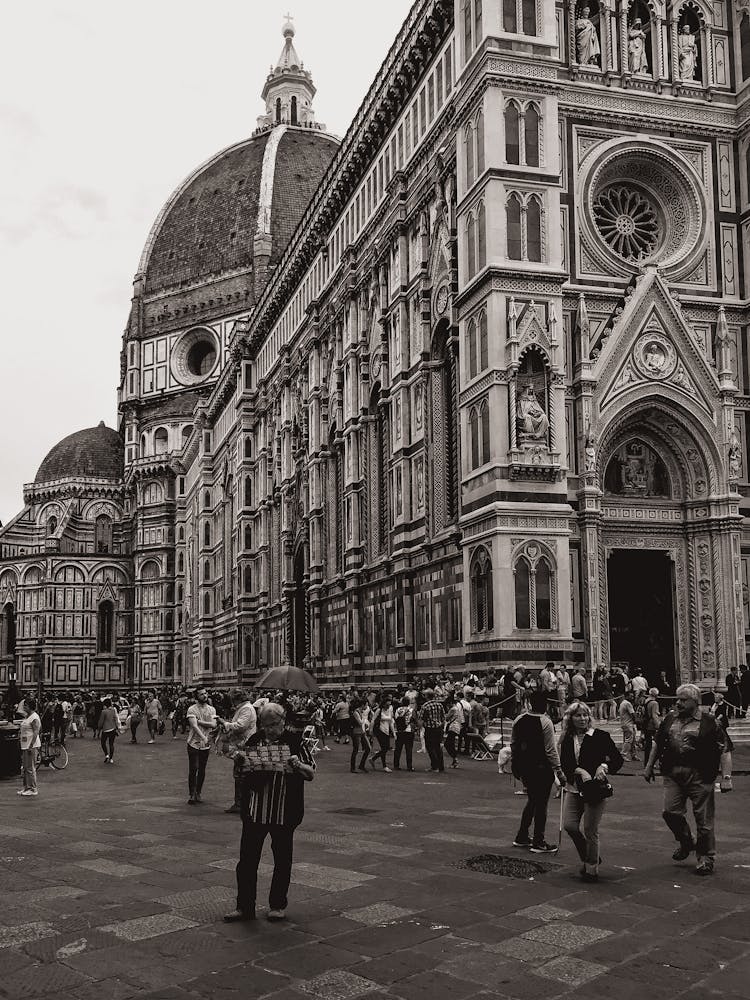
[575,7,601,65]
[677,24,698,81]
[729,432,742,480]
[628,19,649,75]
[584,432,597,473]
[517,384,549,443]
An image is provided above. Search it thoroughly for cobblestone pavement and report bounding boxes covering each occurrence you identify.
[0,734,748,999]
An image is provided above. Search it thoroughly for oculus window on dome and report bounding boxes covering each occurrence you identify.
[171,328,219,386]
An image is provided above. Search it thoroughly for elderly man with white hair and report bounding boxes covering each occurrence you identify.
[644,683,725,876]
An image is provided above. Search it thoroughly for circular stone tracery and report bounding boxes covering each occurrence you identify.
[593,186,660,261]
[171,327,219,386]
[580,139,707,279]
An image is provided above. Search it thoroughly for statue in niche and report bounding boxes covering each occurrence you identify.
[677,24,698,80]
[584,431,597,473]
[729,432,742,480]
[575,6,601,65]
[628,19,650,74]
[516,384,550,443]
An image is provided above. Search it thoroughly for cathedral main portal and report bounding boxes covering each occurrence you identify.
[606,549,676,688]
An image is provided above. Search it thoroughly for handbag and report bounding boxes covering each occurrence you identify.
[578,776,614,805]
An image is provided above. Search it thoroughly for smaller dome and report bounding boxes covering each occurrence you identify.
[35,424,123,484]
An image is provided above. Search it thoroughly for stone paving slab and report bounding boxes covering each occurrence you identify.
[1,734,749,999]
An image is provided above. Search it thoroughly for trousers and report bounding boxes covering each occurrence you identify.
[424,727,444,771]
[236,822,296,913]
[518,766,555,844]
[563,791,606,866]
[187,746,209,797]
[662,770,716,860]
[22,748,37,790]
[100,730,116,759]
[394,732,414,769]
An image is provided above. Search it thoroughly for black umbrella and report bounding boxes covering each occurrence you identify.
[255,665,319,693]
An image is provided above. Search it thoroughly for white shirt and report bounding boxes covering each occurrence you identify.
[19,712,41,750]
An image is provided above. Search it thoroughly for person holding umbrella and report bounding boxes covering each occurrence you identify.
[224,702,315,923]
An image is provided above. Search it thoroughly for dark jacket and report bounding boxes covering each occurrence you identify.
[560,728,624,786]
[654,710,725,784]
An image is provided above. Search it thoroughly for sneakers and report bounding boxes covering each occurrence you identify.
[21,789,38,796]
[147,739,154,744]
[17,788,26,795]
[104,755,110,763]
[188,796,197,805]
[530,841,559,854]
[672,840,694,862]
[223,908,255,922]
[695,858,714,876]
[383,766,392,773]
[267,908,286,922]
[513,836,531,849]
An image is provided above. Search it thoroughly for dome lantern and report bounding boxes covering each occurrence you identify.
[258,16,323,131]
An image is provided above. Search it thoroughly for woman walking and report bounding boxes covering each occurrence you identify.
[129,698,143,743]
[349,697,372,773]
[393,697,415,771]
[97,698,121,763]
[559,701,623,881]
[445,693,463,768]
[369,695,395,771]
[18,697,41,797]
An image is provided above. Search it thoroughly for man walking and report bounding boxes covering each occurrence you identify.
[186,687,217,805]
[224,703,315,923]
[571,667,588,703]
[145,690,163,744]
[418,689,446,773]
[619,691,637,761]
[217,688,257,814]
[644,683,725,876]
[511,690,565,853]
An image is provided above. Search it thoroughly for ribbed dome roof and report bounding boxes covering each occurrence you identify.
[35,423,123,484]
[140,127,338,297]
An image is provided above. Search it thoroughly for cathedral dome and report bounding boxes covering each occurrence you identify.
[35,423,124,484]
[138,126,338,297]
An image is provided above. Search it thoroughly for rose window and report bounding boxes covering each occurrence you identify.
[593,186,660,261]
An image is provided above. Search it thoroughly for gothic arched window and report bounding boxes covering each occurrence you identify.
[514,557,531,629]
[203,490,211,510]
[525,104,540,167]
[203,646,210,672]
[244,476,252,507]
[505,102,520,164]
[204,521,211,547]
[465,124,475,188]
[47,516,57,536]
[527,196,542,262]
[469,406,480,469]
[476,110,485,175]
[467,318,478,379]
[503,0,516,31]
[244,523,252,551]
[479,310,489,371]
[244,436,252,459]
[97,600,114,654]
[507,194,522,260]
[536,558,552,629]
[203,592,211,616]
[477,202,487,269]
[244,565,252,594]
[521,0,536,35]
[95,515,112,553]
[430,326,459,531]
[153,427,168,454]
[177,552,184,574]
[742,14,750,81]
[203,560,210,582]
[467,214,477,277]
[470,547,494,633]
[291,96,298,125]
[480,399,491,465]
[275,97,281,123]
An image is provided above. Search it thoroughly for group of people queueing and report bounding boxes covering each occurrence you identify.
[511,683,727,880]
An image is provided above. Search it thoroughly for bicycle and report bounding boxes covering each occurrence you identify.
[35,734,69,770]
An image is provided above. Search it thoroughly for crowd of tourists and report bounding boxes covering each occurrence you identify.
[5,660,746,917]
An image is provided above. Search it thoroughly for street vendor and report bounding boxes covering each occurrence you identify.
[224,702,315,924]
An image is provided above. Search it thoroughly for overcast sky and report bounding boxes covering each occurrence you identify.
[0,0,411,525]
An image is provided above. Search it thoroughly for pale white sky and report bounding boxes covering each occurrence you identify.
[0,0,411,525]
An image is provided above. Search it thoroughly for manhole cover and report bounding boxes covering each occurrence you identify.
[329,807,380,816]
[455,854,561,879]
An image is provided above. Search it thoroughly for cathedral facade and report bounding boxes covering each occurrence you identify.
[3,0,750,691]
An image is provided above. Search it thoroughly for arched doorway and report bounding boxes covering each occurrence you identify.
[291,545,308,668]
[589,403,738,688]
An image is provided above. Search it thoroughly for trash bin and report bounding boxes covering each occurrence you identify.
[0,724,21,780]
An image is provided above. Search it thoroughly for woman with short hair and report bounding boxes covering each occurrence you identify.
[558,700,623,882]
[18,697,41,796]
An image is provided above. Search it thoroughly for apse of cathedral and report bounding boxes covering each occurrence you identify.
[2,1,750,691]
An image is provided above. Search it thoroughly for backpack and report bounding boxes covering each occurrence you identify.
[395,711,408,733]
